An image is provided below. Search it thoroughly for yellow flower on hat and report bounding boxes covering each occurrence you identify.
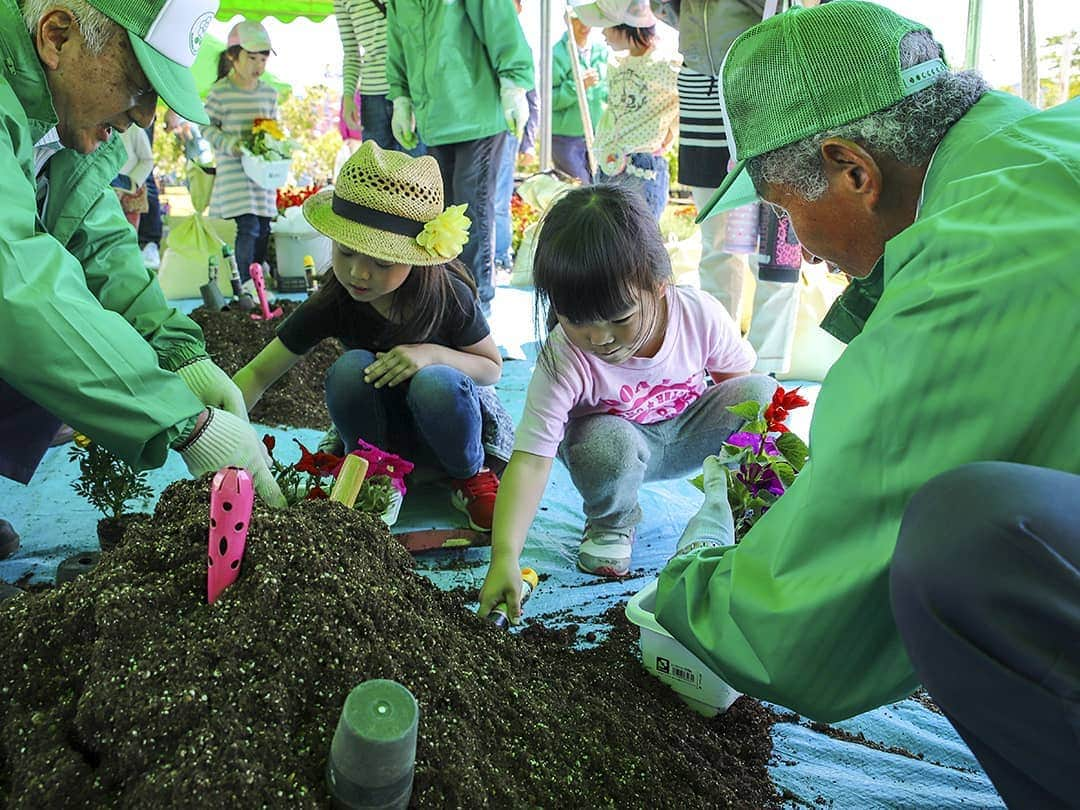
[416,204,471,259]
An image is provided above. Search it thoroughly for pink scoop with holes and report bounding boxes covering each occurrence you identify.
[249,263,283,321]
[208,466,253,604]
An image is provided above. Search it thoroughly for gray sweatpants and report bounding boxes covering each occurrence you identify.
[557,374,777,530]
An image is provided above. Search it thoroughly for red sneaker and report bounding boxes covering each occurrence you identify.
[450,468,500,531]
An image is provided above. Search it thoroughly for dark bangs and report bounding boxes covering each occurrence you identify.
[532,185,671,330]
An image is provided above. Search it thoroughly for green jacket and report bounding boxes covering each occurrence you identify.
[551,33,607,139]
[656,92,1080,721]
[0,0,204,469]
[385,0,534,146]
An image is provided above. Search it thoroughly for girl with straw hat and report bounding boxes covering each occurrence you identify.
[233,142,511,530]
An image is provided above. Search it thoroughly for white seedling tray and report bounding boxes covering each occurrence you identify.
[625,579,740,717]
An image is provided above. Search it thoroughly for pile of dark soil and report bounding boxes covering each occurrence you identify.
[190,301,339,430]
[0,480,778,806]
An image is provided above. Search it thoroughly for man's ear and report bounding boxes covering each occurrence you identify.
[821,138,882,210]
[36,9,78,71]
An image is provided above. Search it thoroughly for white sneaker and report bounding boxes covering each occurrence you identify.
[141,243,160,269]
[577,523,635,577]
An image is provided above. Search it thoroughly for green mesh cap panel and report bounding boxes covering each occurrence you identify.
[85,0,164,36]
[722,1,929,161]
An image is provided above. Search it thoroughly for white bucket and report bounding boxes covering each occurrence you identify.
[625,579,741,717]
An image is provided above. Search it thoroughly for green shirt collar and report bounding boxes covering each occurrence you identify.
[0,0,59,143]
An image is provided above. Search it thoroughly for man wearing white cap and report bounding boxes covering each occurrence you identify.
[0,0,285,557]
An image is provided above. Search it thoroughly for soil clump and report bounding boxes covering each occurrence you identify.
[0,479,778,807]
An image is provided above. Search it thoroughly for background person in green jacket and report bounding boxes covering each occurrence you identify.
[657,3,1079,806]
[385,0,534,314]
[0,0,285,560]
[550,11,608,183]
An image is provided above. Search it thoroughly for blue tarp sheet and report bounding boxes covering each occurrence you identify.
[0,286,1003,808]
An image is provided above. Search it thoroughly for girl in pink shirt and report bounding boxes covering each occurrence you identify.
[479,185,775,619]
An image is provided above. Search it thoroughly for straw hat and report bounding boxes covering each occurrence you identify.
[303,142,471,267]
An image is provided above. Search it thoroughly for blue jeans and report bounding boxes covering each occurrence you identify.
[324,350,484,479]
[492,133,518,267]
[360,94,427,156]
[232,213,272,283]
[598,153,669,221]
[552,135,592,184]
[427,132,506,312]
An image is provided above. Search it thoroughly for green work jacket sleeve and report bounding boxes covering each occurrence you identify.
[0,92,203,469]
[463,0,533,91]
[46,149,209,374]
[655,92,1080,722]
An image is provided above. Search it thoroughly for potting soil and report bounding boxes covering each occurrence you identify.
[0,479,778,807]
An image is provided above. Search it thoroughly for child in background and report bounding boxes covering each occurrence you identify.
[204,21,278,286]
[478,185,775,620]
[573,0,679,220]
[233,143,513,530]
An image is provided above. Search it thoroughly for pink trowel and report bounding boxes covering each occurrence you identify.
[249,263,283,321]
[208,466,254,604]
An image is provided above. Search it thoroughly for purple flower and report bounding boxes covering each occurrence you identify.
[726,431,779,457]
[736,462,785,497]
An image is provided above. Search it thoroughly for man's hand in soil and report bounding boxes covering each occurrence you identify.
[363,344,436,388]
[178,408,287,507]
[478,552,525,624]
[176,358,249,420]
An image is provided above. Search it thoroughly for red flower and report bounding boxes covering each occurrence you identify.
[262,434,276,454]
[764,386,808,432]
[293,442,340,476]
[306,485,329,500]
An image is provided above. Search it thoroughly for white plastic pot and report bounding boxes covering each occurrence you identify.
[241,153,291,190]
[625,579,741,717]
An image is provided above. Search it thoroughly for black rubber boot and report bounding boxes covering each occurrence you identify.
[0,519,20,560]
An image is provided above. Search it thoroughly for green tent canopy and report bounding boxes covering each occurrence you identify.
[191,33,293,99]
[215,0,333,22]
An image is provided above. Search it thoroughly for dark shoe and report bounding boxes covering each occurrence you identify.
[0,520,20,560]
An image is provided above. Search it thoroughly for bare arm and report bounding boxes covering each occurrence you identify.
[478,450,554,621]
[232,337,304,411]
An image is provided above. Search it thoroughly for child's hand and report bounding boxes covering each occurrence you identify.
[363,344,435,388]
[478,554,524,624]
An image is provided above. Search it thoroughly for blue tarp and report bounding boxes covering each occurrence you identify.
[0,286,1003,808]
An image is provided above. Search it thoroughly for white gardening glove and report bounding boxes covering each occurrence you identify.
[674,455,735,558]
[391,96,419,150]
[499,81,529,140]
[179,408,286,508]
[176,358,249,421]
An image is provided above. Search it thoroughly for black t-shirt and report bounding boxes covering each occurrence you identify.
[276,274,489,355]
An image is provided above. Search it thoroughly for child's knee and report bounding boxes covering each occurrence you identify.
[407,365,475,411]
[724,373,778,406]
[326,350,378,398]
[562,417,645,477]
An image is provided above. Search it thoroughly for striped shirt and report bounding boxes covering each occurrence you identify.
[335,0,390,97]
[204,77,279,219]
[676,67,731,188]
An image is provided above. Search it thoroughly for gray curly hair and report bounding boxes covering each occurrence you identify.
[23,0,122,55]
[745,30,990,201]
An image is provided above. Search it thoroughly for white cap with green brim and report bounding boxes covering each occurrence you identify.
[86,0,219,125]
[697,0,948,224]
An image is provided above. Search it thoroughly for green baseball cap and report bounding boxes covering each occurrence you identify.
[698,0,948,223]
[86,0,219,125]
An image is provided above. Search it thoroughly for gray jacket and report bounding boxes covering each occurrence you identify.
[651,0,760,76]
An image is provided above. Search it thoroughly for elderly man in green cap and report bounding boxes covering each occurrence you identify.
[0,0,285,557]
[656,2,1079,805]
